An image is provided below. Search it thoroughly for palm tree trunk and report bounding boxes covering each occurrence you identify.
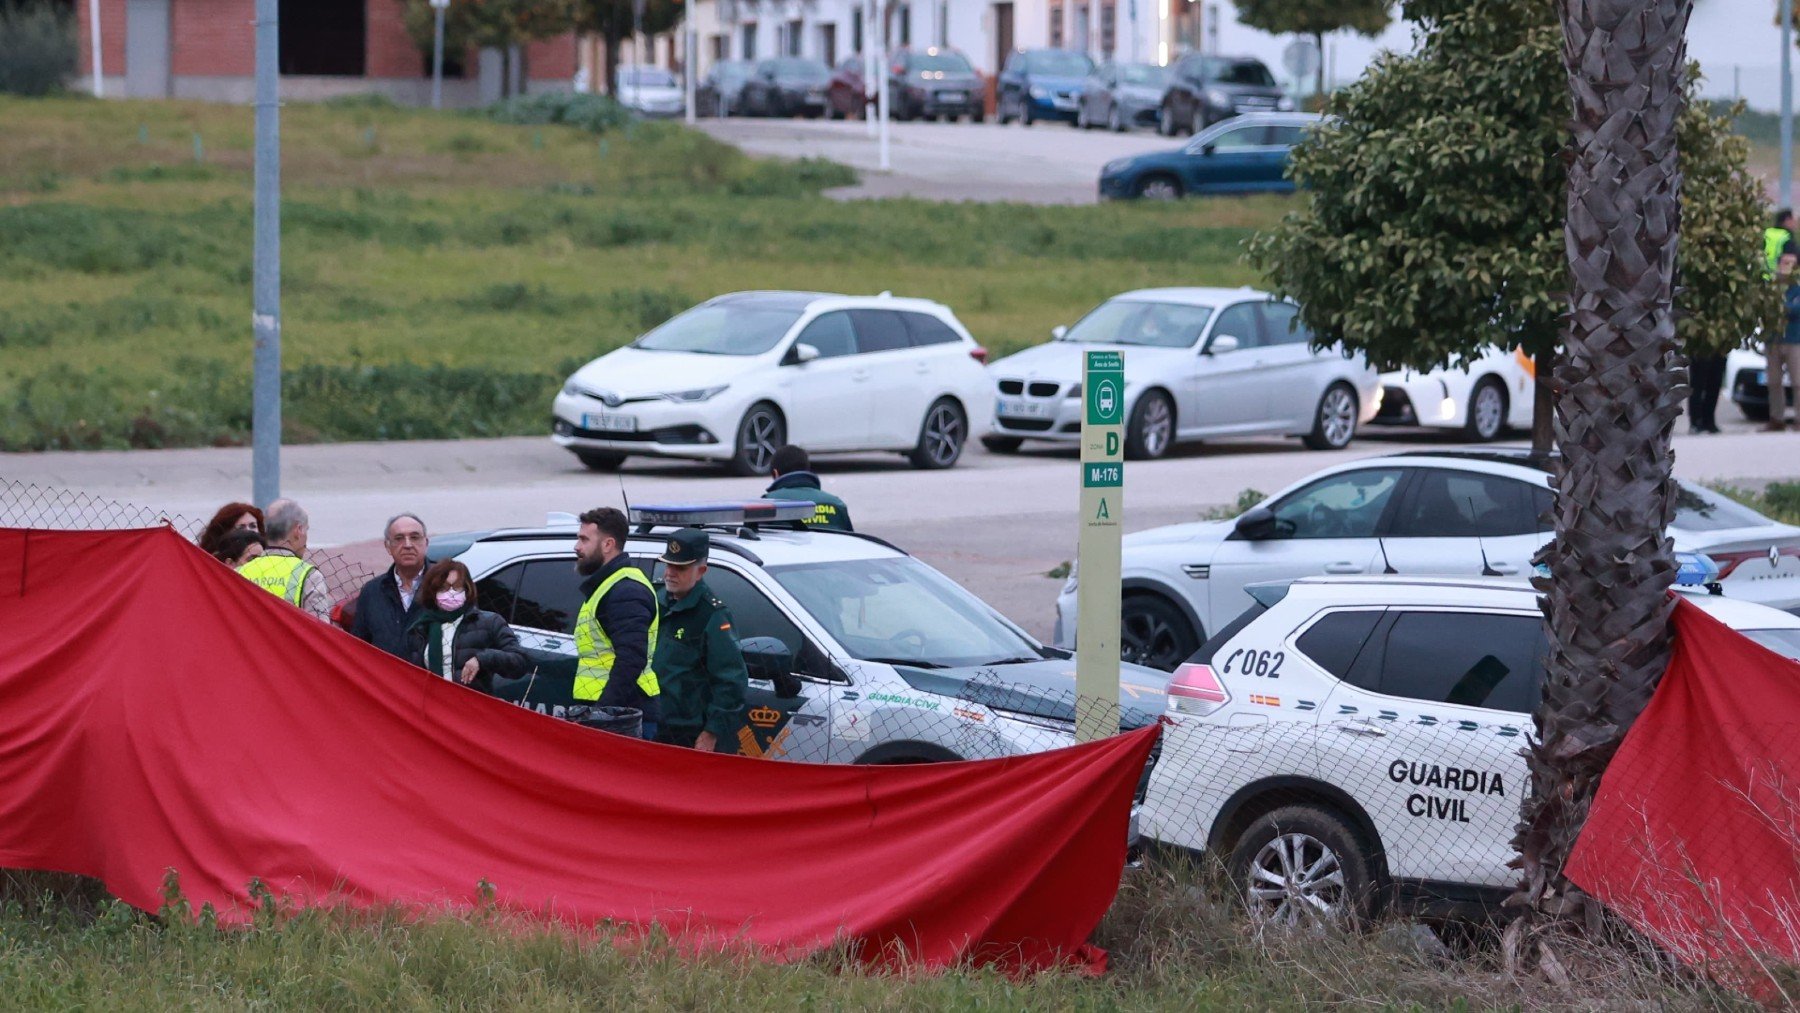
[1509,0,1692,973]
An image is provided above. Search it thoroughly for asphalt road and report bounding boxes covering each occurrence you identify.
[697,117,1175,204]
[5,417,1796,643]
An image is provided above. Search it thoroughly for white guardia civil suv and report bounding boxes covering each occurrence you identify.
[551,291,993,475]
[1139,576,1800,925]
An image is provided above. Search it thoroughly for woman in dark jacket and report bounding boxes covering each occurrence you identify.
[406,559,530,693]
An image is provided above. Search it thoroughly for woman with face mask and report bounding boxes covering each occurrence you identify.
[405,559,530,692]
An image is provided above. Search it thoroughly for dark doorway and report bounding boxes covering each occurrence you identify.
[992,2,1013,76]
[279,0,365,76]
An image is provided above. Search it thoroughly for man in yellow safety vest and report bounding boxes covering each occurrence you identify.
[572,506,661,739]
[236,498,331,621]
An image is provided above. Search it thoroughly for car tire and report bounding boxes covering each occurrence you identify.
[1108,104,1124,132]
[1157,104,1174,136]
[972,109,986,124]
[1301,383,1358,451]
[573,449,626,472]
[1740,402,1770,423]
[1227,805,1381,929]
[998,95,1014,125]
[1021,101,1035,127]
[729,402,785,477]
[1076,104,1090,129]
[1119,594,1199,672]
[980,434,1023,454]
[1464,376,1508,442]
[909,398,967,469]
[1124,390,1176,460]
[1191,108,1205,136]
[1134,173,1183,201]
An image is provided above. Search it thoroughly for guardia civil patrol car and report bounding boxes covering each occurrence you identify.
[431,501,1170,772]
[1139,574,1800,926]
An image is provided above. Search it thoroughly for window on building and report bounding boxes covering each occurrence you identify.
[1049,1,1063,48]
[711,35,727,61]
[279,0,365,76]
[786,19,803,56]
[1101,0,1116,56]
[742,23,758,60]
[819,24,836,65]
[897,3,911,45]
[938,0,948,46]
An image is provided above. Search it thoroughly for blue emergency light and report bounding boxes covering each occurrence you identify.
[1674,551,1721,587]
[629,500,817,527]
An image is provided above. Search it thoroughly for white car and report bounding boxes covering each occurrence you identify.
[1056,449,1800,670]
[982,288,1382,459]
[1371,346,1536,442]
[551,291,993,475]
[1728,344,1797,423]
[616,65,686,118]
[1140,575,1800,923]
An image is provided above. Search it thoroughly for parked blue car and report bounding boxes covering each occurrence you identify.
[1098,112,1319,200]
[997,49,1095,125]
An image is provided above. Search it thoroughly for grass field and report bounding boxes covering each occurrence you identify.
[0,95,1288,452]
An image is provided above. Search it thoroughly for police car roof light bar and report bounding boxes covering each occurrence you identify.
[628,500,817,530]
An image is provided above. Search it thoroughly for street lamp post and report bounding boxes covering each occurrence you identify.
[252,0,281,506]
[685,0,697,123]
[878,0,891,170]
[430,0,449,110]
[89,0,103,96]
[1784,0,1794,207]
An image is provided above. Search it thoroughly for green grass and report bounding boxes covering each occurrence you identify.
[0,95,1289,451]
[1712,481,1800,526]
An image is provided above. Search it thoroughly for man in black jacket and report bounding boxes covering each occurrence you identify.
[349,512,430,658]
[572,506,661,739]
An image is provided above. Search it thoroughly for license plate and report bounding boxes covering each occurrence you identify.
[937,91,967,103]
[998,398,1052,419]
[582,412,637,433]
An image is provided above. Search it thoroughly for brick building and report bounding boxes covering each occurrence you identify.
[75,0,580,106]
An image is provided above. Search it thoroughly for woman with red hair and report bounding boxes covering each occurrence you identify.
[197,502,264,557]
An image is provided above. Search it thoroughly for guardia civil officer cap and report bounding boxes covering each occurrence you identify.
[658,527,710,565]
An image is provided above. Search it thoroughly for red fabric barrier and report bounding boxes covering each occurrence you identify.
[0,527,1155,972]
[1568,597,1800,993]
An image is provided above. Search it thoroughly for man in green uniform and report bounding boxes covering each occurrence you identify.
[763,445,854,531]
[652,528,749,751]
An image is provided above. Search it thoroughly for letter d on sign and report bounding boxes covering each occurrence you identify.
[1106,432,1119,456]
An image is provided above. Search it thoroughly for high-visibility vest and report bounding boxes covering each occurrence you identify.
[573,567,660,702]
[1766,227,1792,278]
[238,553,315,606]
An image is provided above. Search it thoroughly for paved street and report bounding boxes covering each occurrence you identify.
[5,418,1795,642]
[696,117,1177,204]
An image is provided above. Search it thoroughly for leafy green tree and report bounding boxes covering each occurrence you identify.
[574,0,684,98]
[401,0,578,98]
[1233,0,1390,98]
[1246,0,1765,453]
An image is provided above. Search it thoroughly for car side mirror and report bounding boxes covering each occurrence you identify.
[1234,505,1278,540]
[785,342,820,365]
[741,636,802,698]
[1206,334,1240,355]
[1051,325,1068,340]
[1200,143,1216,156]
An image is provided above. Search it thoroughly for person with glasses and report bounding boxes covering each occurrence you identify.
[349,513,432,658]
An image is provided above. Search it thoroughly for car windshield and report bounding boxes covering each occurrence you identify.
[1673,482,1777,532]
[1118,64,1165,86]
[1743,628,1800,662]
[771,58,830,81]
[769,557,1043,668]
[634,305,802,355]
[1026,51,1094,76]
[619,67,677,87]
[1061,299,1214,348]
[1204,58,1276,87]
[716,62,753,83]
[910,51,972,72]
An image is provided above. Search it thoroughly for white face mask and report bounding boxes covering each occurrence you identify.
[436,589,468,611]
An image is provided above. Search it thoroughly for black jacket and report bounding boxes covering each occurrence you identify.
[580,555,661,723]
[405,609,531,693]
[350,565,424,659]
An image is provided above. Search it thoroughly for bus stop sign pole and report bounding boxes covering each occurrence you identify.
[1075,350,1124,742]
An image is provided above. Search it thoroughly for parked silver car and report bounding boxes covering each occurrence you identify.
[983,287,1381,459]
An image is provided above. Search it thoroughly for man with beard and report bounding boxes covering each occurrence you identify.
[571,506,661,739]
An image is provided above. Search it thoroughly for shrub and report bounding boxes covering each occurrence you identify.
[0,2,76,97]
[484,92,633,135]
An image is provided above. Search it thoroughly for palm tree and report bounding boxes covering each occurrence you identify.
[1509,0,1693,971]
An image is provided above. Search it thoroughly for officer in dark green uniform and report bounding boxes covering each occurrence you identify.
[652,528,749,751]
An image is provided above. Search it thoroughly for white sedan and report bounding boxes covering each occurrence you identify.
[1057,449,1800,670]
[1371,346,1536,442]
[551,291,993,475]
[983,287,1382,459]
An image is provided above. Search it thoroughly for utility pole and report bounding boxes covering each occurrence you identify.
[1785,0,1794,207]
[685,0,697,123]
[865,0,879,138]
[89,0,103,96]
[252,0,281,507]
[878,0,891,170]
[430,0,448,109]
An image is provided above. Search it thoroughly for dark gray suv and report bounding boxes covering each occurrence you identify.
[1158,54,1292,136]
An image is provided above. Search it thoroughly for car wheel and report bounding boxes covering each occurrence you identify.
[1302,383,1358,450]
[729,402,785,476]
[1228,805,1380,929]
[980,434,1023,454]
[1191,108,1206,136]
[1465,377,1508,442]
[1158,104,1173,136]
[1108,104,1124,132]
[1741,402,1771,423]
[909,398,967,469]
[573,449,626,472]
[971,109,986,124]
[1075,103,1090,129]
[1134,174,1182,201]
[1119,594,1198,671]
[1021,101,1035,126]
[1124,390,1175,460]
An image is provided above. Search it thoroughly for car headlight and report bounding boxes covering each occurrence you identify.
[562,380,581,397]
[1102,159,1130,175]
[1204,88,1231,107]
[1277,96,1296,111]
[1029,85,1048,99]
[661,385,729,403]
[1062,560,1079,596]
